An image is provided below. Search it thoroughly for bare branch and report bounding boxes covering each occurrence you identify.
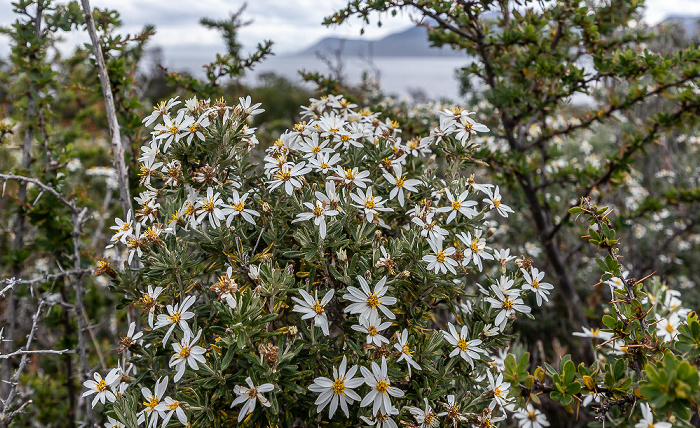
[79,0,132,218]
[0,269,93,292]
[0,300,45,426]
[0,349,74,360]
[0,173,78,213]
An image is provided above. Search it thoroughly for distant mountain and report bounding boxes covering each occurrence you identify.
[293,26,464,58]
[659,16,700,37]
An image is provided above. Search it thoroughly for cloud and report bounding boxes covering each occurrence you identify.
[1,1,699,65]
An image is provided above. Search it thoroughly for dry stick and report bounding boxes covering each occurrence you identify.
[0,269,93,291]
[0,300,46,427]
[71,207,93,427]
[3,3,42,401]
[79,0,132,219]
[0,349,74,359]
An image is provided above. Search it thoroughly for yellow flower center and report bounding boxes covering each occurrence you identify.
[119,222,131,232]
[144,396,159,411]
[493,196,501,208]
[366,293,379,309]
[312,301,325,314]
[375,380,389,394]
[329,127,338,134]
[169,312,181,324]
[332,379,345,395]
[395,177,405,188]
[168,125,179,135]
[179,346,191,359]
[234,202,245,212]
[96,379,107,392]
[167,401,180,410]
[436,251,447,263]
[494,386,504,398]
[364,198,376,209]
[275,168,291,181]
[666,323,675,333]
[202,199,215,213]
[502,297,513,311]
[402,344,413,356]
[531,279,540,289]
[313,206,324,217]
[312,145,321,153]
[528,410,537,421]
[457,338,470,351]
[452,201,461,210]
[344,169,358,179]
[470,238,481,253]
[368,326,379,336]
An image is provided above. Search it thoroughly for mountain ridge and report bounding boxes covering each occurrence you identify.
[292,25,464,58]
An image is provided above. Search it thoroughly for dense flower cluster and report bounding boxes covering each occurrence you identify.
[91,94,683,428]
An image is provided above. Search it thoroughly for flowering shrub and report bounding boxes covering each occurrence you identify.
[94,94,568,427]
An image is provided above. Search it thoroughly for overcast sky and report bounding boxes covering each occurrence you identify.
[1,0,699,62]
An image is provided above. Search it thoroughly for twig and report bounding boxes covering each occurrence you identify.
[0,349,74,359]
[0,173,78,213]
[0,300,45,427]
[80,0,132,219]
[70,206,94,427]
[0,269,92,291]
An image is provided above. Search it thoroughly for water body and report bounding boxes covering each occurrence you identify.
[240,55,472,101]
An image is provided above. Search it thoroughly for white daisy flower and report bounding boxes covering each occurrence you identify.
[382,164,421,207]
[308,355,364,419]
[138,376,168,428]
[409,398,440,428]
[483,186,514,218]
[110,209,134,244]
[422,236,459,274]
[359,406,400,428]
[571,327,614,342]
[292,199,339,239]
[154,110,195,152]
[154,397,188,427]
[520,267,554,306]
[487,370,512,410]
[169,329,207,382]
[195,187,225,228]
[635,402,671,428]
[437,189,477,223]
[238,95,264,117]
[394,329,421,377]
[309,151,342,174]
[154,295,196,345]
[656,314,681,342]
[143,285,164,328]
[292,288,335,335]
[485,278,531,330]
[143,97,180,127]
[351,187,393,223]
[456,230,494,272]
[513,404,550,428]
[343,275,397,321]
[231,377,274,422]
[360,357,404,415]
[331,166,371,188]
[412,213,449,243]
[221,190,260,226]
[441,322,485,369]
[268,162,312,195]
[82,368,120,408]
[352,312,392,347]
